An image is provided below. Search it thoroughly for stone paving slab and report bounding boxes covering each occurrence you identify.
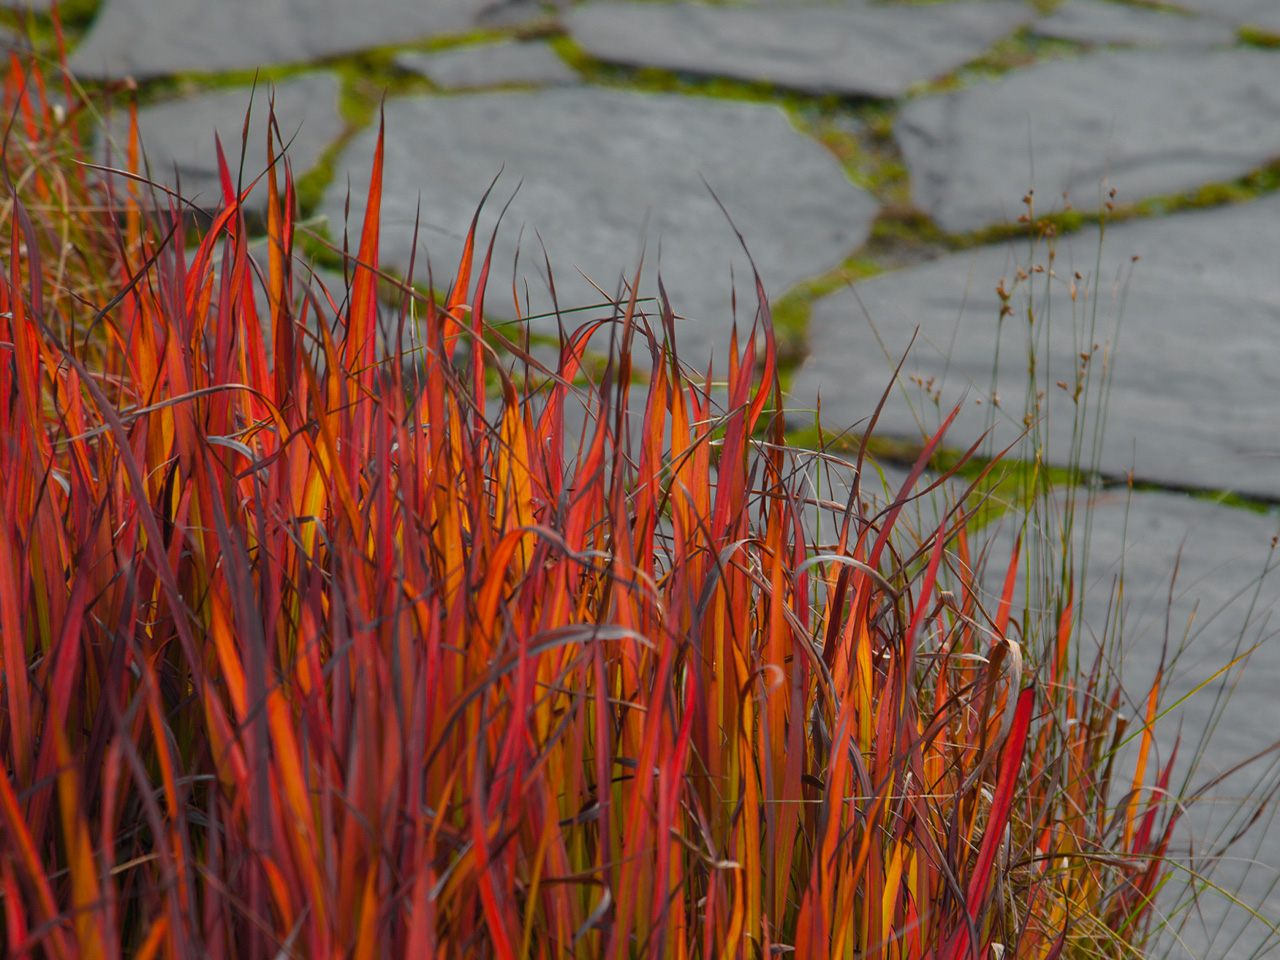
[1031,0,1237,47]
[788,193,1280,499]
[68,0,503,78]
[395,41,578,89]
[981,488,1280,959]
[319,88,877,368]
[897,48,1280,234]
[105,74,344,217]
[565,1,1033,99]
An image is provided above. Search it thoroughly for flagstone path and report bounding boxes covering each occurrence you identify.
[9,0,1280,953]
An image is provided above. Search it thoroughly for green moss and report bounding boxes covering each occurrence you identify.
[1238,24,1280,47]
[1123,0,1207,12]
[409,27,521,54]
[1129,482,1279,516]
[788,411,1280,524]
[767,255,885,391]
[549,34,785,104]
[786,105,913,201]
[870,206,949,248]
[1119,159,1280,220]
[916,29,1084,97]
[550,31,890,117]
[785,420,1103,528]
[906,155,1280,252]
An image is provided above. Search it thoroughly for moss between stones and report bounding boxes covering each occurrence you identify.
[548,32,791,106]
[1239,25,1280,48]
[785,422,1280,533]
[912,28,1086,98]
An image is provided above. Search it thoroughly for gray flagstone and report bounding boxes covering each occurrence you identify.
[565,1,1033,99]
[69,0,504,78]
[897,48,1280,235]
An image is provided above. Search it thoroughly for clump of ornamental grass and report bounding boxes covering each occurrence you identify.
[0,45,1194,960]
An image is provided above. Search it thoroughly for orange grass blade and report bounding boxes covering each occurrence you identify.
[1124,670,1164,852]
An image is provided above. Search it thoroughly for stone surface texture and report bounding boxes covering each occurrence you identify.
[788,193,1280,498]
[110,74,344,215]
[897,48,1280,234]
[1031,0,1236,46]
[69,0,502,78]
[565,1,1034,99]
[395,41,578,88]
[319,88,877,366]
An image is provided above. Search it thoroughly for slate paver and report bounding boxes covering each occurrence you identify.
[565,1,1034,99]
[788,193,1280,499]
[897,48,1280,235]
[68,0,502,78]
[395,41,578,89]
[984,488,1280,959]
[104,74,345,217]
[1031,0,1237,47]
[319,88,877,368]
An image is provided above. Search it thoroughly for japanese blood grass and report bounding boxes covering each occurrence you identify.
[0,53,1195,960]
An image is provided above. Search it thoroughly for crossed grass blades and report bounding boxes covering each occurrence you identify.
[0,37,1229,960]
